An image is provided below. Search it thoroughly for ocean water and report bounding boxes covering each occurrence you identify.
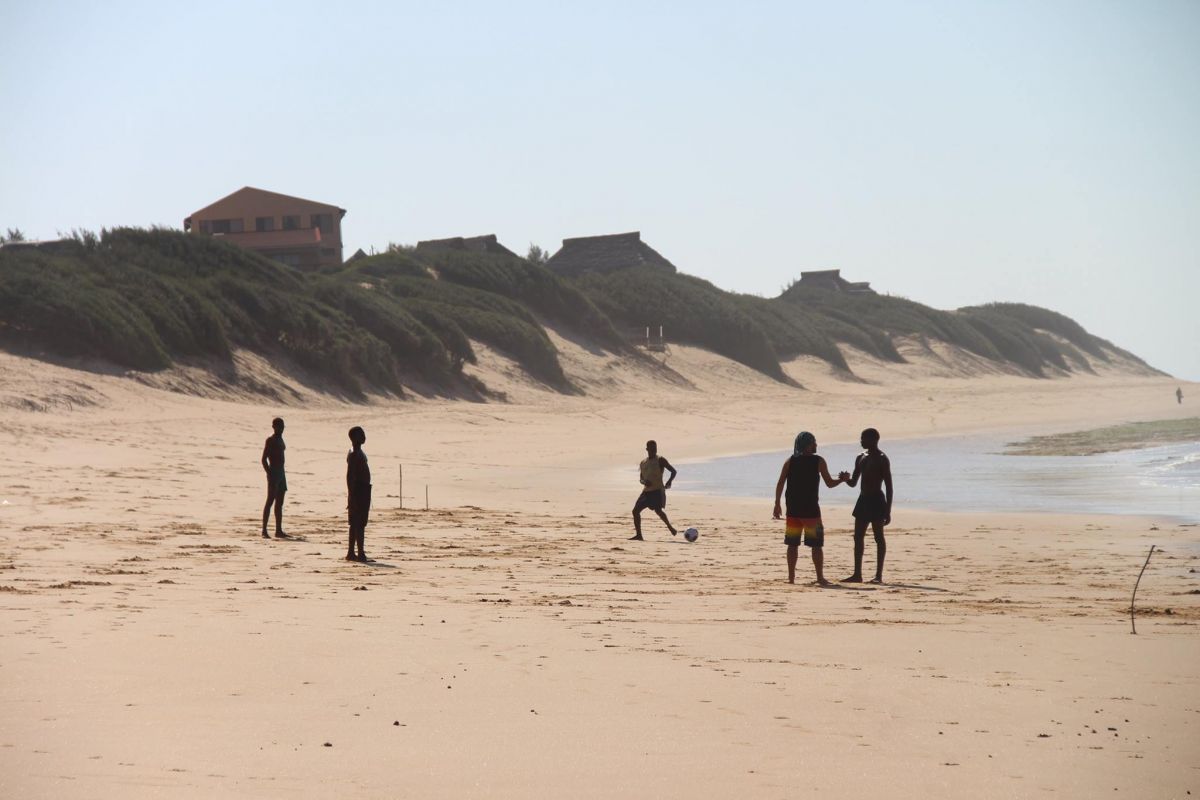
[675,436,1200,523]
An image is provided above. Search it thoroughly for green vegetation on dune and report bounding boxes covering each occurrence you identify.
[573,268,788,380]
[0,227,1157,398]
[775,285,1158,378]
[0,229,611,396]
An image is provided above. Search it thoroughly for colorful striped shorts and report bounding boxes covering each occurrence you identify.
[785,517,824,548]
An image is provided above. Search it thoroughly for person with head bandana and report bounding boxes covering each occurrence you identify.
[772,431,849,585]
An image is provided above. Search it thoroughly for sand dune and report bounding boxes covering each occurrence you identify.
[1,344,1197,798]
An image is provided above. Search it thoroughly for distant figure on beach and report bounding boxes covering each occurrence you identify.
[773,432,848,585]
[261,417,289,539]
[842,428,893,584]
[1178,387,1184,405]
[346,426,372,561]
[631,440,678,541]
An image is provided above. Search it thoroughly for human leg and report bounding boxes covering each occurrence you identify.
[843,518,867,581]
[262,487,275,537]
[870,520,886,583]
[786,544,798,584]
[273,492,286,537]
[654,509,677,536]
[811,546,829,585]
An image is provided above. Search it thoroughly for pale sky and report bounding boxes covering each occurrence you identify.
[2,1,1197,379]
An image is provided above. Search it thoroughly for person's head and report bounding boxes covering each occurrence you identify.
[272,417,285,434]
[794,431,816,456]
[860,427,880,449]
[349,426,366,447]
[646,440,657,457]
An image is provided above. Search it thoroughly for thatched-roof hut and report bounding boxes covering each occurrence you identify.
[545,231,676,277]
[415,234,517,258]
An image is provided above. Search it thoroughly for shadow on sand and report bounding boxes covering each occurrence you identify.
[878,582,951,593]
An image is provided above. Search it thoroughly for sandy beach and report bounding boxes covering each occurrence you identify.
[2,342,1198,798]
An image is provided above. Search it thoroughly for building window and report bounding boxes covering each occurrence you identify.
[282,215,300,230]
[310,213,333,234]
[210,218,244,234]
[199,220,212,234]
[272,253,301,267]
[256,217,275,232]
[320,248,337,258]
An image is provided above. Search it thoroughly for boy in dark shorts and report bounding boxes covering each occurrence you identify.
[773,431,848,585]
[842,427,893,584]
[346,426,371,562]
[260,417,289,539]
[630,440,678,541]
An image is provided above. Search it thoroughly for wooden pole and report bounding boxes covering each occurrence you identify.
[1130,544,1155,634]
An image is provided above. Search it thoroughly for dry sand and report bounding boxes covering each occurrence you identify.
[1,340,1198,798]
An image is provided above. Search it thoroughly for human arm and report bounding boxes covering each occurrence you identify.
[818,457,844,489]
[261,439,271,473]
[773,459,789,519]
[845,454,863,488]
[882,455,893,525]
[660,457,677,489]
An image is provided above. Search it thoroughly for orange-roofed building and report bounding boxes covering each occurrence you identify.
[184,187,346,269]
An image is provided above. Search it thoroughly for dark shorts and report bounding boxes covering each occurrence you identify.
[268,468,287,495]
[785,517,823,548]
[349,485,372,527]
[634,489,666,512]
[853,491,888,523]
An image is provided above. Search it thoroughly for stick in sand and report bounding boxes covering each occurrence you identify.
[1130,544,1156,635]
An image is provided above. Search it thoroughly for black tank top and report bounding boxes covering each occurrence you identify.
[784,454,821,518]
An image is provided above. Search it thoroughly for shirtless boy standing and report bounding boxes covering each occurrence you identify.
[842,428,893,584]
[261,417,288,539]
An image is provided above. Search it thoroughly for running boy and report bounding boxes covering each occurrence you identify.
[773,431,848,585]
[631,440,678,541]
[346,426,371,562]
[842,427,893,584]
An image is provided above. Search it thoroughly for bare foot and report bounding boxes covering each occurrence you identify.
[356,553,369,562]
[345,554,357,561]
[669,527,678,536]
[816,578,832,587]
[629,534,644,541]
[869,576,884,584]
[275,532,292,540]
[261,530,270,539]
[841,575,862,583]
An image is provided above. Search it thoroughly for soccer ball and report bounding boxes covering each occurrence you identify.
[683,527,699,542]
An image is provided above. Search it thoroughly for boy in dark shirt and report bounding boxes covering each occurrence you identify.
[346,426,371,562]
[842,428,893,584]
[772,431,848,585]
